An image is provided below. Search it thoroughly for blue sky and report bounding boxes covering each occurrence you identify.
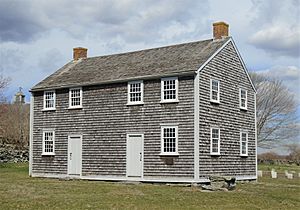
[0,0,299,152]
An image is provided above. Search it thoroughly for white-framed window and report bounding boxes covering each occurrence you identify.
[161,77,178,103]
[210,79,220,103]
[127,80,144,105]
[69,87,82,108]
[210,127,220,155]
[240,132,248,156]
[160,125,179,155]
[43,90,56,110]
[239,88,247,110]
[42,129,55,155]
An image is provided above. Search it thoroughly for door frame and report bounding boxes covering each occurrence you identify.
[68,134,82,176]
[126,133,144,179]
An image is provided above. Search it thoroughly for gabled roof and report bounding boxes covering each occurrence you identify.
[31,37,230,91]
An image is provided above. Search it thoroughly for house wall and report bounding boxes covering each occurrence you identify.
[198,41,256,178]
[32,76,195,178]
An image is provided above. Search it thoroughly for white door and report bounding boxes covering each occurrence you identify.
[126,134,143,177]
[68,135,82,176]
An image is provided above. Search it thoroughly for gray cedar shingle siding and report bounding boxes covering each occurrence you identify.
[198,41,256,178]
[32,76,195,178]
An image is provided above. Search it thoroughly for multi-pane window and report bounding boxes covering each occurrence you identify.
[43,130,55,155]
[161,126,178,155]
[69,87,82,108]
[240,132,248,156]
[239,88,247,109]
[210,128,220,155]
[43,90,55,110]
[161,77,178,102]
[210,79,220,103]
[128,81,143,104]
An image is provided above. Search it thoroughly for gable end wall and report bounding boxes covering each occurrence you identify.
[198,41,256,178]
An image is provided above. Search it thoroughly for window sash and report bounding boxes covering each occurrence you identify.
[161,125,178,155]
[210,128,220,155]
[69,87,82,108]
[161,77,178,102]
[43,130,55,155]
[210,79,220,102]
[239,89,247,109]
[43,91,55,110]
[240,132,248,156]
[128,81,143,104]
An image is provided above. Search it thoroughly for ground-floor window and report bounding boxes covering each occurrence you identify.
[42,129,55,155]
[161,125,178,155]
[240,131,248,156]
[210,127,220,155]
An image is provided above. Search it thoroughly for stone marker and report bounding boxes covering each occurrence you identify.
[287,173,293,179]
[285,170,289,177]
[271,170,277,178]
[257,170,263,177]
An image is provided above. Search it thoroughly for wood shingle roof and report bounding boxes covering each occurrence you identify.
[31,37,229,91]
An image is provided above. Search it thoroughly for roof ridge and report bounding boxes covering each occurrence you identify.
[86,38,214,60]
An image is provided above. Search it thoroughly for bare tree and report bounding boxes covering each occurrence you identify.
[0,74,10,102]
[0,103,30,149]
[286,144,300,164]
[250,72,298,148]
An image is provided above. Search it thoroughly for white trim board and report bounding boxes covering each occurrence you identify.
[193,73,200,180]
[230,39,256,93]
[254,93,258,179]
[236,175,257,181]
[31,173,256,183]
[29,96,34,176]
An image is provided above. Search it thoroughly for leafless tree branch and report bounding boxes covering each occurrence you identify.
[250,72,298,149]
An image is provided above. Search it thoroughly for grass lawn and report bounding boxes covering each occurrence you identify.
[0,163,299,210]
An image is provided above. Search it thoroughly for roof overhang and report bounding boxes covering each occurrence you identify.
[30,70,196,92]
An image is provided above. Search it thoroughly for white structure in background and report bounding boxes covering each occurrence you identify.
[271,169,277,178]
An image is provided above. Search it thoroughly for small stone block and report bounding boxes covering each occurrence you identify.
[271,171,277,178]
[287,173,293,179]
[257,170,263,177]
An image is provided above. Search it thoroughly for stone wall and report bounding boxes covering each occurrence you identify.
[0,144,28,163]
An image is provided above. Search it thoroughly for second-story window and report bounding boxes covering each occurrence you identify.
[161,77,178,103]
[69,87,82,108]
[210,79,220,103]
[239,88,247,110]
[128,81,144,105]
[43,90,56,110]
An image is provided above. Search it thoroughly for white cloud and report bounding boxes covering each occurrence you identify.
[255,65,300,103]
[249,25,300,57]
[248,0,300,57]
[0,0,210,44]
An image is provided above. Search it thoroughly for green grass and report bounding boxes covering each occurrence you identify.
[0,163,299,210]
[258,163,300,172]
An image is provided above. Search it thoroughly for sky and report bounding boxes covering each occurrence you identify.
[0,0,299,152]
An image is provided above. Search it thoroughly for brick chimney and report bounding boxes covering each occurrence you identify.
[213,22,229,39]
[73,47,88,60]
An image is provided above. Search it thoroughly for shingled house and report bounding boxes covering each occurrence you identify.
[29,22,257,183]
